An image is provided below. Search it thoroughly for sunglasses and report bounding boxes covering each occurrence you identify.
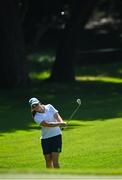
[32,104,39,108]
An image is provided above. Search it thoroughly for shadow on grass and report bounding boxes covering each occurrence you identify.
[1,76,122,133]
[61,123,90,131]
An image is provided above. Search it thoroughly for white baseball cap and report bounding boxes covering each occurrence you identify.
[29,97,40,107]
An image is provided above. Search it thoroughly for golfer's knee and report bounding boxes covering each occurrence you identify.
[44,155,53,168]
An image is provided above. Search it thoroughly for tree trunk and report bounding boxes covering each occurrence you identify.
[50,0,98,82]
[0,0,28,88]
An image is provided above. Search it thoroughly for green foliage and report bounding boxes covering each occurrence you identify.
[28,49,55,81]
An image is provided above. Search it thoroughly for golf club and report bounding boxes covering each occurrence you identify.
[67,98,81,123]
[62,98,81,130]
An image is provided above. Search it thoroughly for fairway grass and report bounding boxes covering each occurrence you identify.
[0,118,122,174]
[1,61,122,175]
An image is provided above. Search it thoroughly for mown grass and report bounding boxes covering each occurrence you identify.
[0,117,122,174]
[0,54,122,174]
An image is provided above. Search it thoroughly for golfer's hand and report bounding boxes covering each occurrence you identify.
[60,121,67,127]
[60,121,68,130]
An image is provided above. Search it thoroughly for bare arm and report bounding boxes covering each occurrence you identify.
[54,113,64,122]
[54,112,67,127]
[40,120,66,127]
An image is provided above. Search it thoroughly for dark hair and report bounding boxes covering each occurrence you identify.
[31,110,36,118]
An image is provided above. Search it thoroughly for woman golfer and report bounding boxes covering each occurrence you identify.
[29,97,67,168]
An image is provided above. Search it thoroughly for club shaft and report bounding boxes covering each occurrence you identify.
[68,104,81,121]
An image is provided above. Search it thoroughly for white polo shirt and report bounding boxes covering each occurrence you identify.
[34,104,62,139]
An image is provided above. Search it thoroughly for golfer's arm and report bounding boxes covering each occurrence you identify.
[54,113,63,123]
[40,121,63,127]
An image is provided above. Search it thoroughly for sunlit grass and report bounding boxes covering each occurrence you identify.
[28,52,122,83]
[29,71,50,80]
[75,76,122,83]
[29,70,122,83]
[1,57,122,174]
[0,118,122,174]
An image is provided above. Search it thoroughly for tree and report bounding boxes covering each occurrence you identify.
[50,0,98,81]
[0,0,28,88]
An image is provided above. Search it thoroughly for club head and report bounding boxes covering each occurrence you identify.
[76,98,81,105]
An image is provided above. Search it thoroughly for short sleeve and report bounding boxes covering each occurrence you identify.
[49,104,58,114]
[34,113,43,125]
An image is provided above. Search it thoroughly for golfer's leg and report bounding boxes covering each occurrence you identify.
[44,154,53,168]
[51,152,60,168]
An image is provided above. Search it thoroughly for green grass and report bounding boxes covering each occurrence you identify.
[62,119,122,174]
[0,118,122,174]
[1,58,122,174]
